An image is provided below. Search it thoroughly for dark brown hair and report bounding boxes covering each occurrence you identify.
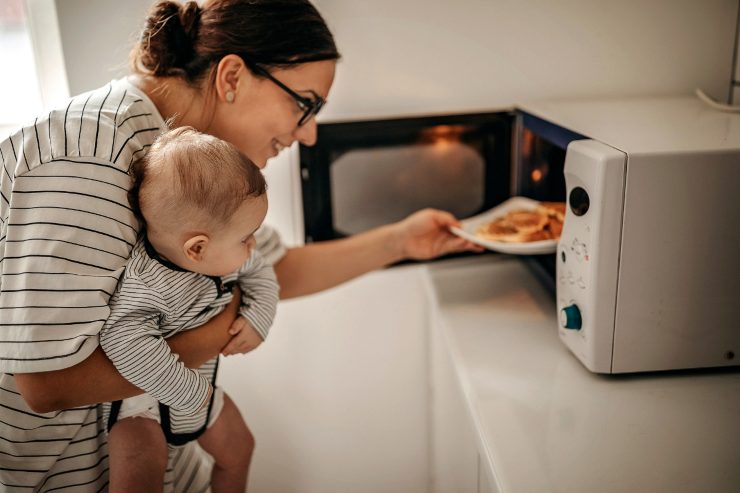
[132,0,340,85]
[129,127,267,233]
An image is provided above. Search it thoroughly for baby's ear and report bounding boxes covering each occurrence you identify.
[183,235,209,262]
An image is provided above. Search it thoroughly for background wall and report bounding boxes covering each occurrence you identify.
[219,266,432,493]
[54,0,738,120]
[54,0,150,95]
[316,0,737,121]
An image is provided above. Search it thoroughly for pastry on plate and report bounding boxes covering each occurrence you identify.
[537,201,566,222]
[476,201,565,243]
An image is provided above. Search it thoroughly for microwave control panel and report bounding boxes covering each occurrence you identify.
[557,140,626,373]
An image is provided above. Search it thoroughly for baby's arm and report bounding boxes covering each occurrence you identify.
[100,276,211,415]
[235,250,280,341]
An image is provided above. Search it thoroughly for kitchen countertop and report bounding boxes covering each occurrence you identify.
[425,255,740,493]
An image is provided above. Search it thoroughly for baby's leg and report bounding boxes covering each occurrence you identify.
[197,392,255,492]
[108,417,168,493]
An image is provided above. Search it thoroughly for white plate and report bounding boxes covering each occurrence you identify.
[450,197,559,255]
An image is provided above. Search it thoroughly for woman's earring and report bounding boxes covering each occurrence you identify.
[225,91,235,103]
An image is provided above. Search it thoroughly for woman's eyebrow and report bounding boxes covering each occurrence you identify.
[298,89,321,100]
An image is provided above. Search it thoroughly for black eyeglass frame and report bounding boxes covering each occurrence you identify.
[244,61,325,127]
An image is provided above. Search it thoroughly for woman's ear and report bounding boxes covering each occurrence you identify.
[183,234,210,262]
[214,54,248,103]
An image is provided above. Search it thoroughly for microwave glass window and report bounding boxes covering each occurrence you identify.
[518,126,567,202]
[300,112,513,247]
[330,142,485,235]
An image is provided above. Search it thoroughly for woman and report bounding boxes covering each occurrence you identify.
[0,0,477,491]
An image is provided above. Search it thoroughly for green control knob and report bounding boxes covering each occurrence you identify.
[560,304,582,330]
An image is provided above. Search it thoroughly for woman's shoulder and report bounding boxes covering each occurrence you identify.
[1,79,165,178]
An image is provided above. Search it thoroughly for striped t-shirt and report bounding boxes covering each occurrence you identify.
[0,79,286,492]
[101,237,278,417]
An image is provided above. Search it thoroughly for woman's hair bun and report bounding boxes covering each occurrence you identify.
[178,1,201,39]
[131,0,339,85]
[136,0,202,77]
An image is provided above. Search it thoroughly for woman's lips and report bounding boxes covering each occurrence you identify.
[272,139,287,155]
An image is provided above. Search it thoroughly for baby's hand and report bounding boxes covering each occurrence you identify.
[221,316,264,356]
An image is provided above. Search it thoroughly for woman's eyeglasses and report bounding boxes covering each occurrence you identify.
[245,62,325,127]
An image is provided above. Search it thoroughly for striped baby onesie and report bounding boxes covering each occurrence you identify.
[100,237,278,435]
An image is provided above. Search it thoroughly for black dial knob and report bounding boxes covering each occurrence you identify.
[569,186,590,216]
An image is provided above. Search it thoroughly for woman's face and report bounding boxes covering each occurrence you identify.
[210,59,336,168]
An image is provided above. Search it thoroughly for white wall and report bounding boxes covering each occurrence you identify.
[316,0,737,121]
[219,266,432,493]
[54,0,151,95]
[53,0,739,122]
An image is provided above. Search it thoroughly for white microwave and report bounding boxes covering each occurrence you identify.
[520,97,740,373]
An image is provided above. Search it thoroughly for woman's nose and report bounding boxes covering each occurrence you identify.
[293,118,318,146]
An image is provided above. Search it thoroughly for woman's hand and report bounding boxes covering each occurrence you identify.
[392,208,483,260]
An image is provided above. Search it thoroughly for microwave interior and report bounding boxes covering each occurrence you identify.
[299,110,583,288]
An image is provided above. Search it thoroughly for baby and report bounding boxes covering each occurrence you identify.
[100,127,278,492]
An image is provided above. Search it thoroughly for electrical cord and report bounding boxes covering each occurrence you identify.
[695,88,740,112]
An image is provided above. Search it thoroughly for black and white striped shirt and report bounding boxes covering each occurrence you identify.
[0,79,286,492]
[0,80,158,373]
[101,238,278,416]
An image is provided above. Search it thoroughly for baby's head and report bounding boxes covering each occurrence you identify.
[130,127,268,277]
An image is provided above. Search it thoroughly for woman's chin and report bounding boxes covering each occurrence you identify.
[257,148,275,168]
[262,152,282,168]
[248,154,267,169]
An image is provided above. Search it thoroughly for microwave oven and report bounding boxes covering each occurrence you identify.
[299,97,739,374]
[519,97,740,373]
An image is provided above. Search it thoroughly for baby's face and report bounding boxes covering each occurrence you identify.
[198,195,268,277]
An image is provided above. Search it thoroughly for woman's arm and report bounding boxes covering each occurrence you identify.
[274,209,481,299]
[14,291,240,413]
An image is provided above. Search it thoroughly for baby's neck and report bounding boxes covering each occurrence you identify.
[145,230,189,271]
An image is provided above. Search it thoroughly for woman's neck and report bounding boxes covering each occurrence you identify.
[127,74,213,131]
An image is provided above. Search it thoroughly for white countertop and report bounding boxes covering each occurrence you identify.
[425,255,740,493]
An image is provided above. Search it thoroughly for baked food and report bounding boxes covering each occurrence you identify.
[476,201,565,243]
[537,202,566,222]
